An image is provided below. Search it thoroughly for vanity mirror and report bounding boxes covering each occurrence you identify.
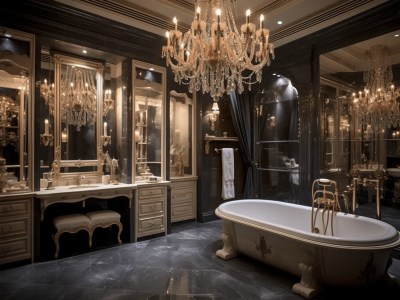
[45,52,105,185]
[0,27,34,192]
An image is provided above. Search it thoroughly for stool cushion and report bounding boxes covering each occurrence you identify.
[86,210,121,225]
[53,213,90,230]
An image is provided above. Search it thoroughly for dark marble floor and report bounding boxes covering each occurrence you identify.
[0,219,400,300]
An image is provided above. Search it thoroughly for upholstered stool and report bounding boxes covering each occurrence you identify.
[86,210,123,247]
[52,213,91,259]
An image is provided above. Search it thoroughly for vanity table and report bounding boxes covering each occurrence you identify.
[35,183,136,221]
[34,183,137,260]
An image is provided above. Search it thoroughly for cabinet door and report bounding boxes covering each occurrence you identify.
[169,90,195,177]
[255,75,299,201]
[132,61,166,182]
[0,27,34,192]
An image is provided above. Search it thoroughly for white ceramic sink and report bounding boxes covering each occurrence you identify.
[387,168,400,178]
[68,185,100,189]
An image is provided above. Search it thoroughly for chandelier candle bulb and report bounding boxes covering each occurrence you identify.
[260,14,264,29]
[196,6,201,21]
[246,9,251,24]
[166,31,170,47]
[103,122,107,136]
[173,17,177,31]
[216,8,221,23]
[45,119,49,135]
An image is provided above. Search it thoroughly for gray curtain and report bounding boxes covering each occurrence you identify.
[228,91,255,198]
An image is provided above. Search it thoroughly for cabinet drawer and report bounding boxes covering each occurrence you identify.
[138,187,164,199]
[171,188,193,204]
[138,200,164,216]
[0,218,29,239]
[138,216,165,234]
[0,200,30,218]
[171,203,195,221]
[0,237,30,263]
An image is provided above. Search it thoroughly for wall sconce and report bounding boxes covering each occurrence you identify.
[101,121,111,146]
[40,118,53,147]
[209,101,220,132]
[103,89,114,116]
[61,128,68,143]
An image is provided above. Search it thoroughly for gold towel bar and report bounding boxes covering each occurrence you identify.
[214,148,238,153]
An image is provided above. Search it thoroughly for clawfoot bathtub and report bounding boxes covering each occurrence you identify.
[215,199,400,299]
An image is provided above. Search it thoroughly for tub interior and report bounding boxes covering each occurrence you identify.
[217,199,400,246]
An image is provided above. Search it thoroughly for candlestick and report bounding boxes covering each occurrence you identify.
[45,119,49,135]
[260,14,264,29]
[216,8,221,23]
[166,31,170,47]
[104,122,107,136]
[196,6,201,21]
[246,9,251,24]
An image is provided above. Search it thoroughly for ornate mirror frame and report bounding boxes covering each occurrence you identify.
[51,53,105,185]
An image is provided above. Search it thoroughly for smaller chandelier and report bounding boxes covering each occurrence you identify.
[162,0,274,101]
[61,66,97,131]
[352,45,400,130]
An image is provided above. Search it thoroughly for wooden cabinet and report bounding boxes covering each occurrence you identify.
[0,194,33,265]
[171,177,197,223]
[135,183,167,240]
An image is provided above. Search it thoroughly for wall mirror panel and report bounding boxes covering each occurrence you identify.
[40,38,128,186]
[0,27,34,192]
[320,29,400,218]
[132,60,166,182]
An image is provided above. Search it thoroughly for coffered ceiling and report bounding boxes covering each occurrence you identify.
[56,0,388,47]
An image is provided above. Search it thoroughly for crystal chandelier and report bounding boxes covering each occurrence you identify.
[352,45,400,130]
[61,65,97,131]
[162,0,274,101]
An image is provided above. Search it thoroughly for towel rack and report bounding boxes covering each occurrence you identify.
[204,135,238,154]
[214,148,238,153]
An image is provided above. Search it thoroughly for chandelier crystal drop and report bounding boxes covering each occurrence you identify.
[61,66,97,131]
[161,0,274,101]
[352,45,400,130]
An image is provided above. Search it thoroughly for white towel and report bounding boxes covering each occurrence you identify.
[221,148,235,200]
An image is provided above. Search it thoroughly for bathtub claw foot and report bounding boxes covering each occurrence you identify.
[216,233,238,260]
[292,263,320,299]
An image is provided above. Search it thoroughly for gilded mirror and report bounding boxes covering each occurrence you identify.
[50,53,104,184]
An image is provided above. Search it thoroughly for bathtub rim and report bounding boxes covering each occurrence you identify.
[215,200,400,251]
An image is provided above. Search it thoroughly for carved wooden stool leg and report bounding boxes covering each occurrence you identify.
[53,232,61,259]
[117,223,123,245]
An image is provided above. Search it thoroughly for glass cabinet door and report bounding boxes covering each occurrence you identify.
[0,28,34,192]
[255,75,299,202]
[132,61,166,182]
[169,90,194,178]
